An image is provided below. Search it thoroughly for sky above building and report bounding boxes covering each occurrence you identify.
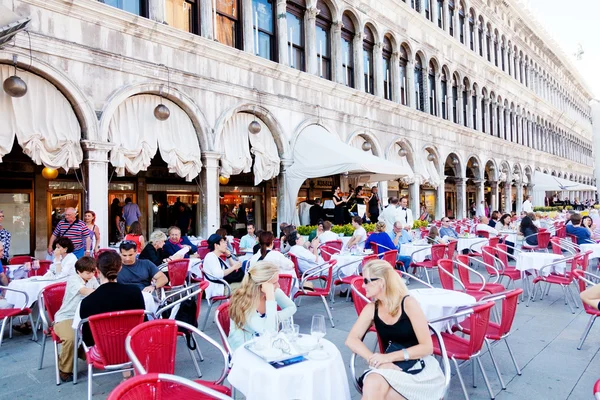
[525,0,599,99]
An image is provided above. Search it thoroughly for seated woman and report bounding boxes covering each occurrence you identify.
[124,221,145,255]
[495,213,516,255]
[426,226,447,245]
[53,257,99,382]
[582,216,600,241]
[202,234,244,301]
[519,216,539,247]
[228,261,297,351]
[48,237,78,278]
[527,212,541,229]
[139,230,169,266]
[163,226,198,259]
[345,260,446,399]
[581,282,600,311]
[365,221,397,254]
[249,231,295,275]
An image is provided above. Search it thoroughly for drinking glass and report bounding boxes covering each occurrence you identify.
[311,315,326,346]
[24,261,31,271]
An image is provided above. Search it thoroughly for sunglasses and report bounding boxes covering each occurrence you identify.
[363,277,379,285]
[121,240,136,245]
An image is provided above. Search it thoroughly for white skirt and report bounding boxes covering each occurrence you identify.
[363,355,446,400]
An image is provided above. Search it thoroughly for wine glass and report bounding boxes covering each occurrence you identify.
[32,260,40,276]
[311,315,326,347]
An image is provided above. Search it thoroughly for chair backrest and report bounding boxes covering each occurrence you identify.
[9,255,33,265]
[107,373,234,400]
[350,277,370,316]
[498,288,523,336]
[537,231,551,249]
[320,260,337,292]
[167,259,189,287]
[476,230,490,239]
[214,302,232,356]
[556,225,567,239]
[437,259,456,291]
[88,310,145,366]
[550,237,563,255]
[272,239,281,251]
[288,253,302,279]
[28,260,52,277]
[320,245,340,262]
[420,229,429,239]
[362,254,379,267]
[446,240,457,259]
[381,250,398,268]
[488,236,499,248]
[481,246,499,276]
[126,319,178,374]
[495,244,509,270]
[567,233,578,244]
[578,250,592,272]
[370,243,379,254]
[430,244,447,264]
[197,246,210,260]
[456,255,473,286]
[573,270,598,315]
[465,301,495,355]
[278,274,294,297]
[231,239,240,255]
[324,240,342,251]
[94,249,114,260]
[41,281,67,324]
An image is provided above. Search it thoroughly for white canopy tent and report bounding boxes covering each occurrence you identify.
[283,125,413,224]
[531,171,597,206]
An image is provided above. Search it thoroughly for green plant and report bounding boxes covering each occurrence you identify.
[296,225,315,236]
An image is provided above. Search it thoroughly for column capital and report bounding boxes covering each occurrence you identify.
[331,21,342,32]
[280,158,294,170]
[306,6,320,19]
[81,140,114,162]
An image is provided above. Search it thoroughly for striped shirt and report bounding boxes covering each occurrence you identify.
[52,220,91,251]
[0,229,11,259]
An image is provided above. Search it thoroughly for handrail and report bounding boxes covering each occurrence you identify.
[471,256,501,284]
[438,264,466,290]
[455,257,486,292]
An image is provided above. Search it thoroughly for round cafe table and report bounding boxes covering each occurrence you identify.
[228,338,351,400]
[515,252,566,298]
[409,288,476,331]
[4,276,68,308]
[580,243,600,261]
[457,237,488,253]
[399,243,431,263]
[331,253,365,277]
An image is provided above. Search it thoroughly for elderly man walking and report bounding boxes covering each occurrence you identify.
[47,208,91,259]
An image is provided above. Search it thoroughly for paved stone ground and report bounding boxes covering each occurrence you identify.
[2,272,600,400]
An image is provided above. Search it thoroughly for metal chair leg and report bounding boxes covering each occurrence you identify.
[87,364,93,400]
[345,287,352,302]
[53,340,61,385]
[472,358,477,388]
[561,285,575,314]
[504,338,521,375]
[0,318,7,347]
[485,339,506,390]
[39,333,47,369]
[577,315,597,350]
[201,301,215,331]
[329,284,336,303]
[29,314,38,341]
[320,295,335,328]
[186,344,202,377]
[452,357,470,400]
[476,356,496,399]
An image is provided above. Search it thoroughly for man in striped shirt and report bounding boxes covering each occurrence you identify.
[47,208,92,259]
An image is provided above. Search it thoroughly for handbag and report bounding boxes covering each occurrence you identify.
[384,341,425,375]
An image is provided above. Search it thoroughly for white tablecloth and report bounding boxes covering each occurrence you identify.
[228,339,351,400]
[410,288,476,331]
[6,264,23,279]
[71,291,157,329]
[457,237,488,253]
[515,252,566,276]
[399,243,431,263]
[340,236,351,248]
[331,253,365,277]
[5,277,68,308]
[581,243,600,260]
[498,230,518,245]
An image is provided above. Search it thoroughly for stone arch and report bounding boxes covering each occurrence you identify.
[99,82,211,151]
[466,155,483,180]
[485,159,498,181]
[444,152,464,179]
[423,145,442,176]
[291,117,338,150]
[386,138,416,171]
[346,130,383,157]
[362,20,380,44]
[317,0,340,22]
[499,160,511,182]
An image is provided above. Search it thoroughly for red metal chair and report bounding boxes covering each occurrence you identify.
[572,270,600,350]
[410,243,447,285]
[200,240,208,247]
[277,274,294,297]
[476,230,490,239]
[431,301,496,400]
[331,254,376,303]
[324,240,343,251]
[125,319,231,398]
[163,259,190,291]
[555,225,566,239]
[380,250,398,268]
[446,240,457,260]
[231,238,240,255]
[567,233,578,245]
[349,277,384,353]
[214,302,232,358]
[456,255,506,294]
[200,265,233,331]
[197,246,210,260]
[9,255,33,265]
[28,260,52,277]
[320,244,340,262]
[487,236,500,248]
[37,281,67,384]
[522,231,551,252]
[491,244,521,288]
[0,286,36,347]
[455,289,524,389]
[73,310,145,400]
[107,373,234,400]
[595,378,600,400]
[437,259,488,301]
[527,253,582,313]
[294,260,337,327]
[272,238,281,251]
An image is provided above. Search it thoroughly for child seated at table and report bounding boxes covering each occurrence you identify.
[53,256,99,382]
[228,261,297,351]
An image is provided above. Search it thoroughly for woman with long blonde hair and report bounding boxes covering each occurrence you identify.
[228,261,297,351]
[346,260,445,400]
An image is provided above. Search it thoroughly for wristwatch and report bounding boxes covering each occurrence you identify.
[402,349,410,361]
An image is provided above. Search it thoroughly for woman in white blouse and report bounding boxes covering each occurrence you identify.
[48,237,78,278]
[249,231,295,274]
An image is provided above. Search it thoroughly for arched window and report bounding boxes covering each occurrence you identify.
[493,31,499,67]
[471,86,477,129]
[425,0,431,21]
[400,45,408,105]
[496,101,501,137]
[488,93,494,135]
[253,0,276,60]
[507,42,512,76]
[503,104,508,139]
[452,74,458,123]
[509,106,514,141]
[486,24,492,62]
[519,52,524,84]
[458,3,465,44]
[341,13,355,88]
[363,25,375,94]
[437,0,444,28]
[287,0,306,71]
[500,37,505,71]
[216,0,242,48]
[441,69,448,119]
[462,78,468,127]
[415,55,425,111]
[481,91,486,133]
[428,61,436,115]
[513,47,518,80]
[164,0,195,33]
[411,0,420,12]
[449,1,455,36]
[468,10,475,51]
[315,0,332,80]
[383,36,393,100]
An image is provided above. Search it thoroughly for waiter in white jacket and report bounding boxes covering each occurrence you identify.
[522,195,533,213]
[396,197,414,230]
[379,197,400,232]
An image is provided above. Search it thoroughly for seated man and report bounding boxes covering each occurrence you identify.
[475,216,498,237]
[287,232,324,275]
[162,226,198,259]
[389,222,413,271]
[318,221,339,244]
[239,223,258,253]
[117,241,168,293]
[566,214,592,244]
[0,243,10,309]
[345,216,367,251]
[439,217,459,239]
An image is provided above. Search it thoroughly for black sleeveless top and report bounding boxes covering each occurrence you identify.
[373,296,419,349]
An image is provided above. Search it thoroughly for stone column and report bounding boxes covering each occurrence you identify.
[457,85,464,126]
[200,152,221,238]
[353,32,364,92]
[436,180,446,220]
[373,42,384,98]
[391,52,401,103]
[498,105,505,139]
[435,73,443,118]
[466,89,473,129]
[503,181,512,213]
[82,141,113,248]
[277,0,289,65]
[201,0,214,39]
[484,98,490,134]
[482,28,488,60]
[490,180,499,211]
[432,0,439,27]
[443,0,450,34]
[409,177,421,225]
[305,6,319,75]
[491,100,497,137]
[473,21,480,55]
[455,178,466,220]
[332,22,342,84]
[417,0,424,16]
[149,0,166,23]
[242,0,254,54]
[407,58,416,108]
[277,159,294,235]
[502,45,508,73]
[515,184,524,213]
[422,68,430,114]
[474,180,485,209]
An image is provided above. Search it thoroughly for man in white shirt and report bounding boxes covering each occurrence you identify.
[396,197,414,230]
[318,221,339,244]
[345,216,367,250]
[287,233,324,274]
[379,197,399,233]
[475,216,498,237]
[239,224,257,252]
[522,195,533,213]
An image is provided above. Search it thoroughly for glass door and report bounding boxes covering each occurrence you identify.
[0,192,32,256]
